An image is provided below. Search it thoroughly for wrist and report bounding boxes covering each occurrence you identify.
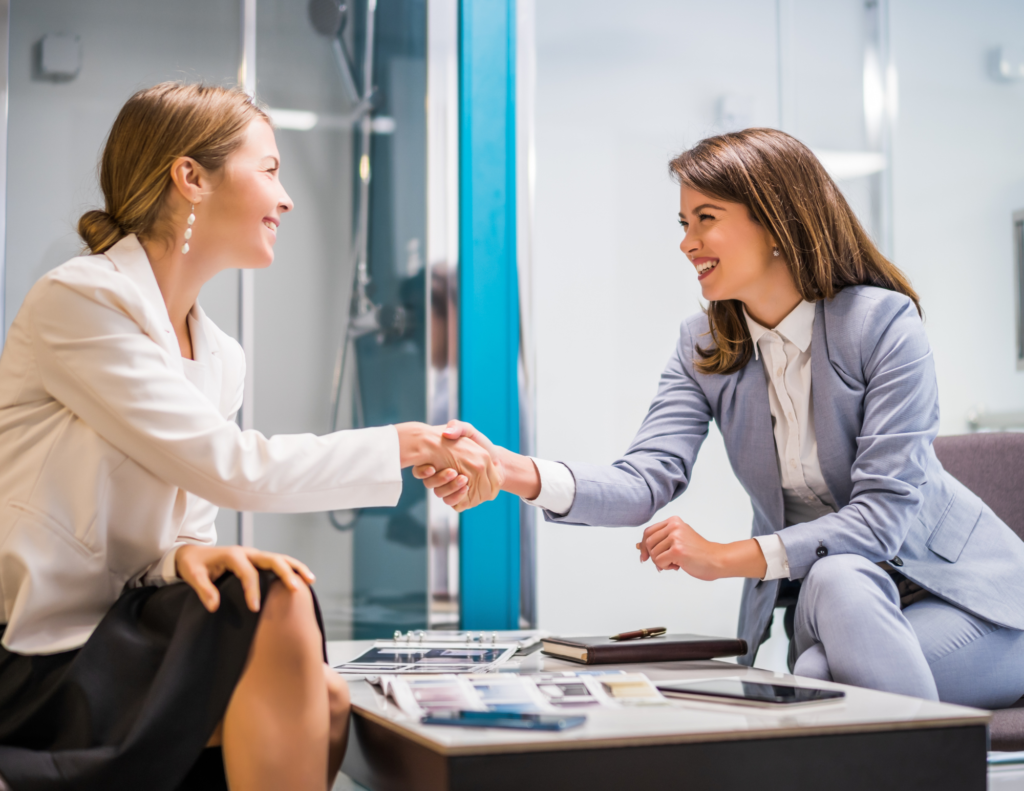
[173,544,195,577]
[500,452,542,500]
[395,422,435,468]
[716,538,768,579]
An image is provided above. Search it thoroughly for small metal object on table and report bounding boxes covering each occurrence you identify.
[328,640,989,791]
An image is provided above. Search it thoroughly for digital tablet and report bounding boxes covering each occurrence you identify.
[656,678,845,707]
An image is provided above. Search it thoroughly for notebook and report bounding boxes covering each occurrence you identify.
[540,633,747,665]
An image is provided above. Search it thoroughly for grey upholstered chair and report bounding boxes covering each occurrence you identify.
[933,432,1024,752]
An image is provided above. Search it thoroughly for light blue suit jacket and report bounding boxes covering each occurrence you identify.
[546,286,1024,665]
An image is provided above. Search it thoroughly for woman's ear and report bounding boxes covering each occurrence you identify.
[168,156,204,206]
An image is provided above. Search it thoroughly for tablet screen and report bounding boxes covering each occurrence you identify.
[657,678,845,706]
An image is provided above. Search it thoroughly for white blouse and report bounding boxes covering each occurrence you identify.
[526,300,836,582]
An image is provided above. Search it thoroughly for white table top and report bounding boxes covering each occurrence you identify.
[327,640,990,758]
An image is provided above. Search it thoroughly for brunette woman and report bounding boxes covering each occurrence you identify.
[423,128,1024,708]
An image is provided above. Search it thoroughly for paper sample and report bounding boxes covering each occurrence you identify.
[333,643,517,675]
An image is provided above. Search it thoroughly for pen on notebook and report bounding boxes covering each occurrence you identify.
[609,627,667,642]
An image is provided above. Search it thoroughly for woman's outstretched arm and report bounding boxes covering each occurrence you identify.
[415,421,769,580]
[417,317,715,525]
[28,269,500,513]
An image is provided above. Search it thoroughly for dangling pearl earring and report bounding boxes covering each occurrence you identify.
[182,205,195,254]
[772,246,780,257]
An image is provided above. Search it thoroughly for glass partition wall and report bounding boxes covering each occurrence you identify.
[254,0,432,639]
[4,0,442,640]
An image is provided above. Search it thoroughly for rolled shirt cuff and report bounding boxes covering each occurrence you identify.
[753,533,791,581]
[523,458,576,517]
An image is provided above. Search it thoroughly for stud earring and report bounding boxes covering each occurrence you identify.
[772,246,780,258]
[182,205,195,254]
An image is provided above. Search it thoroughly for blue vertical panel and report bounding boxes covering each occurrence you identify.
[459,0,520,629]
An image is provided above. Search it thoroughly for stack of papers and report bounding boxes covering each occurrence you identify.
[380,630,546,651]
[374,671,667,719]
[333,643,518,675]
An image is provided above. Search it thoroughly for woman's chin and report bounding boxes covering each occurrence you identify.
[247,246,275,269]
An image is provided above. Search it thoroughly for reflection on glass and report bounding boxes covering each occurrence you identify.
[255,0,428,639]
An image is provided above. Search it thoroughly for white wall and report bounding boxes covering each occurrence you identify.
[5,0,241,332]
[531,0,1024,669]
[890,0,1024,432]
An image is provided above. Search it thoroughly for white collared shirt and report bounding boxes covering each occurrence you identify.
[525,300,835,582]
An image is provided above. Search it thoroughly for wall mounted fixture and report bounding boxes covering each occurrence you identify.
[37,34,81,80]
[989,46,1024,82]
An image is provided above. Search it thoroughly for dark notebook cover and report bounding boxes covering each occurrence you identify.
[540,633,748,665]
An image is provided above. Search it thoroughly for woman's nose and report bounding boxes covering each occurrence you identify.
[279,191,294,214]
[679,231,699,256]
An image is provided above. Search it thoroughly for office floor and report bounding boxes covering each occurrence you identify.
[990,756,1024,790]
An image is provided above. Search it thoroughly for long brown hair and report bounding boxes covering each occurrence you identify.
[78,82,268,254]
[668,128,919,376]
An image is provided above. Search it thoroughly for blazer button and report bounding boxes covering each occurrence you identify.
[816,541,828,558]
[891,556,904,567]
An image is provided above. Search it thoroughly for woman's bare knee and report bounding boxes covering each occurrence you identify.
[250,581,322,671]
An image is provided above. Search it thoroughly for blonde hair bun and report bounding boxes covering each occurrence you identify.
[77,209,124,256]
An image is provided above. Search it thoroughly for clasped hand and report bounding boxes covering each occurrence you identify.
[410,421,506,510]
[397,422,503,512]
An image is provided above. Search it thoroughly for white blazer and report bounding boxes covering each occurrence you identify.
[0,235,403,654]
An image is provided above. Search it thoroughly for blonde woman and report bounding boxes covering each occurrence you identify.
[425,128,1024,710]
[0,83,497,791]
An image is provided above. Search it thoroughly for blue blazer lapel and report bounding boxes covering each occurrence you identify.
[811,299,859,508]
[720,352,783,534]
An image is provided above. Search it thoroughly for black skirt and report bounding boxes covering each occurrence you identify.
[0,570,326,791]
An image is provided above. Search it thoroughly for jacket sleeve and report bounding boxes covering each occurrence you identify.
[545,319,713,527]
[777,296,938,579]
[29,277,403,514]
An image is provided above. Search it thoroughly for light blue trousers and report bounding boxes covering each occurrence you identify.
[793,554,1024,709]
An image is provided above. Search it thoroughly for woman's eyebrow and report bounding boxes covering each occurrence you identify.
[679,203,727,218]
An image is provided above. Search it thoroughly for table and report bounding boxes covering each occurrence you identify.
[328,640,989,791]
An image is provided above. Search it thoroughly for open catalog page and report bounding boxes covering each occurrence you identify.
[374,672,667,719]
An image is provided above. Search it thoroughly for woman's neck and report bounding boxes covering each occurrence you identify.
[739,261,804,330]
[141,237,208,360]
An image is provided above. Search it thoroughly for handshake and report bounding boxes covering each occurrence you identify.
[396,420,510,512]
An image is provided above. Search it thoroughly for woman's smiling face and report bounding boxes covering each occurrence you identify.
[677,184,782,306]
[196,119,293,270]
